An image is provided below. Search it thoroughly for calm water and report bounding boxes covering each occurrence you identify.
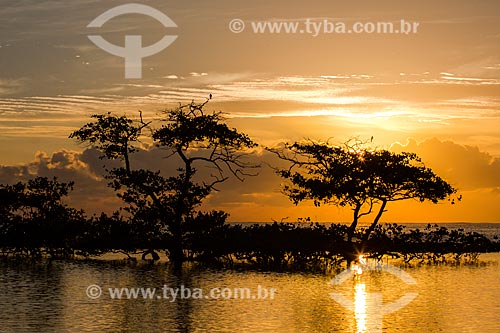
[1,253,499,333]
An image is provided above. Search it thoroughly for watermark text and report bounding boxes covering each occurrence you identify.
[229,18,420,36]
[86,284,277,302]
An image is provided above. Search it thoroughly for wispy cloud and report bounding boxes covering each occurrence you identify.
[0,73,499,147]
[0,79,28,96]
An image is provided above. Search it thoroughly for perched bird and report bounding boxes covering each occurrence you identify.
[209,94,212,100]
[370,136,374,142]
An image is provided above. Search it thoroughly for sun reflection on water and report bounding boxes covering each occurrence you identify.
[354,282,368,333]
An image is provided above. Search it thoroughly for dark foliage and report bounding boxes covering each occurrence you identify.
[69,100,258,264]
[269,139,457,244]
[0,177,86,258]
[1,179,497,271]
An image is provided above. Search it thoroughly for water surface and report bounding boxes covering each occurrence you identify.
[1,253,499,332]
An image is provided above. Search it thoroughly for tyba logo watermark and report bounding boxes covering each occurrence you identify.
[329,257,418,333]
[87,3,177,79]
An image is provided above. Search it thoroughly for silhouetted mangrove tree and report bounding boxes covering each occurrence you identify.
[0,101,498,271]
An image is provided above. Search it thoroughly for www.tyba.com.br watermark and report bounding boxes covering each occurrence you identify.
[86,284,277,302]
[229,18,420,36]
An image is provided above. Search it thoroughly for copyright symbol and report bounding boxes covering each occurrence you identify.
[86,284,102,299]
[229,19,245,33]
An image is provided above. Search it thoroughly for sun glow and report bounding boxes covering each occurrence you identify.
[352,254,367,276]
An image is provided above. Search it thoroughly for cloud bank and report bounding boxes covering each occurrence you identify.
[1,138,499,222]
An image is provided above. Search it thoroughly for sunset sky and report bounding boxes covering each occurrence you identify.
[1,0,499,222]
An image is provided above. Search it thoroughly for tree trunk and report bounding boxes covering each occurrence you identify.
[348,203,361,243]
[168,148,192,266]
[169,222,184,267]
[346,203,362,267]
[363,199,387,241]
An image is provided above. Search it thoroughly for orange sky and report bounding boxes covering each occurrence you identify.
[0,0,499,222]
